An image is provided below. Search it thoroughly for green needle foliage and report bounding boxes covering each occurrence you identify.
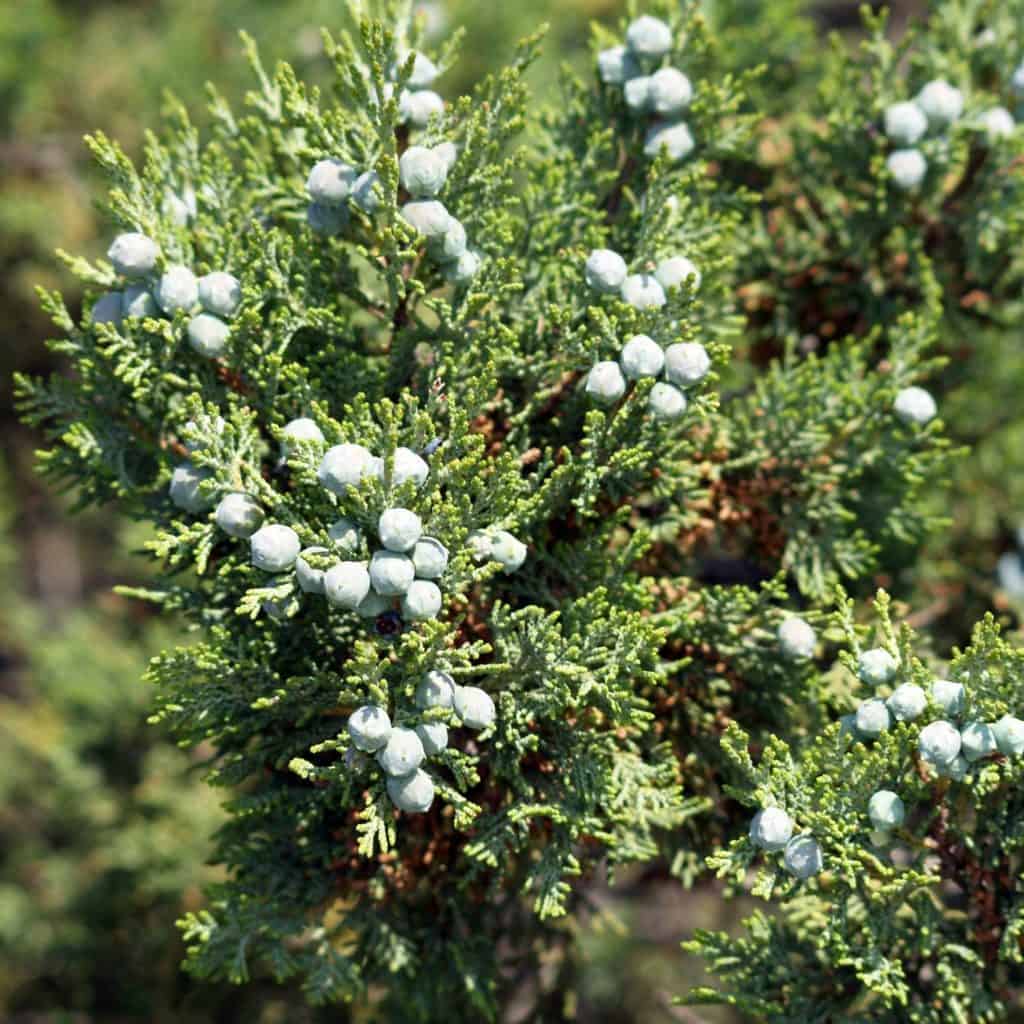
[17,0,1024,1018]
[686,593,1024,1022]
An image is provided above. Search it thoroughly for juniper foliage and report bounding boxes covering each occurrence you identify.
[17,0,1024,1019]
[682,2,1024,1020]
[686,594,1024,1022]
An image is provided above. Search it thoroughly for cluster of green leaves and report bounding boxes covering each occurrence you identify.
[16,1,748,1014]
[736,4,1024,356]
[19,0,1024,1019]
[676,5,1024,1017]
[704,308,956,600]
[0,458,339,1022]
[687,592,1024,1022]
[718,4,1024,636]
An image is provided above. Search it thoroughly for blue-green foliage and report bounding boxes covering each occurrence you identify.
[19,0,1024,1019]
[688,594,1024,1022]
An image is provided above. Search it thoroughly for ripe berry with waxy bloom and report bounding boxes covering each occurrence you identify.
[868,790,905,831]
[377,727,425,776]
[370,550,416,595]
[433,142,458,171]
[932,679,965,716]
[993,714,1024,756]
[490,530,527,572]
[328,516,362,554]
[623,75,652,113]
[387,769,435,813]
[318,443,375,494]
[156,265,200,315]
[443,249,480,285]
[295,547,329,594]
[454,685,496,729]
[625,15,673,61]
[783,835,823,879]
[648,382,687,420]
[649,68,693,116]
[416,721,448,756]
[352,171,381,213]
[198,271,242,318]
[187,313,230,357]
[960,720,998,762]
[107,232,160,278]
[399,145,448,197]
[417,670,456,709]
[655,255,701,292]
[401,579,443,620]
[919,719,962,767]
[887,149,927,191]
[584,249,627,293]
[981,106,1015,141]
[428,218,467,262]
[883,101,927,145]
[122,283,158,319]
[894,386,937,425]
[91,292,123,327]
[393,51,439,89]
[749,807,794,851]
[324,561,372,609]
[467,531,493,562]
[391,447,430,487]
[664,343,710,387]
[643,122,695,162]
[620,334,664,379]
[886,683,926,722]
[401,199,451,240]
[378,508,423,553]
[163,189,193,226]
[281,417,324,456]
[855,698,891,738]
[215,493,264,538]
[916,79,963,126]
[412,537,448,578]
[348,705,392,752]
[586,361,626,405]
[169,463,214,514]
[597,45,640,85]
[250,524,301,572]
[399,88,444,127]
[621,273,667,309]
[778,617,815,660]
[306,158,357,205]
[858,647,898,687]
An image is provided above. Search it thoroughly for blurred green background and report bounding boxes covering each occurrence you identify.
[1,1,981,1022]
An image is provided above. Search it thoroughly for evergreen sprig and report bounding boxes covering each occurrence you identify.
[19,0,1024,1018]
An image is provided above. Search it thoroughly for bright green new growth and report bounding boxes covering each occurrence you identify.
[16,0,1024,1019]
